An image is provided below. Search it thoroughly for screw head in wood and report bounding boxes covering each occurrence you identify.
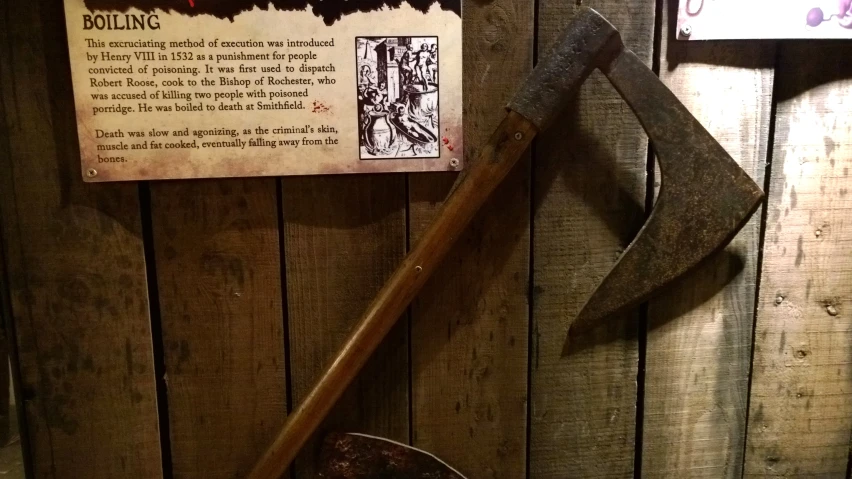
[514,132,523,141]
[414,265,423,273]
[680,24,693,37]
[86,168,98,178]
[449,158,460,169]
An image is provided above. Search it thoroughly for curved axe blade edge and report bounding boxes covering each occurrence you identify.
[318,432,468,478]
[564,45,764,353]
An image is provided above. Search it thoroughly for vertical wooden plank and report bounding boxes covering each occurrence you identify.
[0,197,25,474]
[407,0,533,475]
[149,179,287,478]
[641,4,775,477]
[0,260,12,445]
[0,129,30,479]
[744,42,852,477]
[283,174,408,477]
[0,2,163,477]
[529,2,654,477]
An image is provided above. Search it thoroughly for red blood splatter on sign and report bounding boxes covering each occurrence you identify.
[442,136,454,151]
[312,100,330,113]
[188,0,195,6]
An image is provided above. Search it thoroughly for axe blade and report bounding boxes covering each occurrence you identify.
[563,37,764,350]
[318,433,467,478]
[508,7,764,351]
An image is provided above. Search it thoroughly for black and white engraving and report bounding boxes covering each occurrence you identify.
[356,36,439,159]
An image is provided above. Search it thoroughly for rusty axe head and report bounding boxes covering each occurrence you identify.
[509,8,764,353]
[318,433,467,478]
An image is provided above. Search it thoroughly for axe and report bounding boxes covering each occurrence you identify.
[249,7,764,477]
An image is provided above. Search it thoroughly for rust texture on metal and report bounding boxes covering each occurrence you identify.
[564,39,765,346]
[507,7,621,129]
[318,433,467,478]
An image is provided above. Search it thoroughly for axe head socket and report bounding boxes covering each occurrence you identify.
[508,7,623,129]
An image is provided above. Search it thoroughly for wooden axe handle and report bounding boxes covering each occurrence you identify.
[248,111,536,478]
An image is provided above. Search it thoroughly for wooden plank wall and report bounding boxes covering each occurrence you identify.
[0,2,163,478]
[530,0,653,477]
[408,0,533,475]
[641,2,776,477]
[744,42,852,477]
[150,178,287,478]
[2,1,852,478]
[283,174,408,477]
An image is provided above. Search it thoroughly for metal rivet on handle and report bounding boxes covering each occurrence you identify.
[449,158,460,169]
[680,24,692,37]
[414,266,423,273]
[514,132,523,140]
[86,168,98,178]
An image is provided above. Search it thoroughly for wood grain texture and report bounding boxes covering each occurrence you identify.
[529,2,654,477]
[150,179,287,478]
[251,114,536,479]
[282,175,408,477]
[744,42,852,477]
[407,0,534,476]
[641,4,775,477]
[0,263,11,446]
[0,21,32,479]
[0,2,162,477]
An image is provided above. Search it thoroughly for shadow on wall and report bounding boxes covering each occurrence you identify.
[772,41,852,103]
[565,249,745,356]
[664,0,775,71]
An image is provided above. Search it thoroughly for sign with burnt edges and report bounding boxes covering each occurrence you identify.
[63,0,462,181]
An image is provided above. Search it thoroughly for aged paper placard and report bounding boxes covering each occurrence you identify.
[63,0,462,181]
[678,0,852,39]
